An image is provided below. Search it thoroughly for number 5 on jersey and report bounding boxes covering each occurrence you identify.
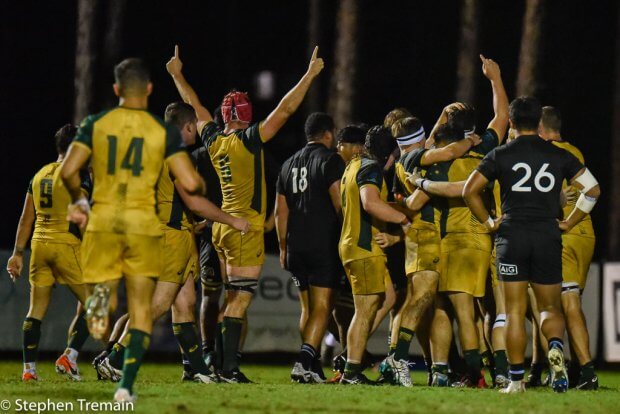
[512,162,555,192]
[107,135,144,176]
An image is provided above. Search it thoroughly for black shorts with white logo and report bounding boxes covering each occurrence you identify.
[197,225,223,293]
[495,222,562,285]
[287,249,343,291]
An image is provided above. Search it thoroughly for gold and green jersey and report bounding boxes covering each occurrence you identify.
[156,158,193,231]
[201,122,266,227]
[28,162,92,244]
[73,106,184,236]
[339,156,388,263]
[428,151,492,237]
[551,140,594,238]
[393,148,436,231]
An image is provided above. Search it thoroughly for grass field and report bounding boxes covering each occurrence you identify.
[0,361,619,413]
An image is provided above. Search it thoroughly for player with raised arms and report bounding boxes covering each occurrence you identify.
[166,45,324,382]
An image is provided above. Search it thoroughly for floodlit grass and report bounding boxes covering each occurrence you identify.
[0,361,618,413]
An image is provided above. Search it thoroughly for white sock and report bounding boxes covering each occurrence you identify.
[24,362,36,372]
[65,348,79,362]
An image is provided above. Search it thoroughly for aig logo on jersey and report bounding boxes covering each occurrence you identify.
[499,263,519,276]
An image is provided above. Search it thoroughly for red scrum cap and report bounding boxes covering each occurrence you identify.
[221,91,252,124]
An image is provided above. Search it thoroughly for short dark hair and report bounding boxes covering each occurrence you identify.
[114,58,150,93]
[336,125,366,145]
[384,107,412,130]
[165,102,196,130]
[434,124,462,146]
[509,96,542,131]
[55,124,77,155]
[304,112,334,141]
[365,125,395,166]
[447,104,476,132]
[391,116,423,140]
[541,106,562,132]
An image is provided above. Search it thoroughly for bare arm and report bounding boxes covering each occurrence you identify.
[328,180,342,218]
[463,170,500,231]
[60,143,92,230]
[166,45,213,134]
[560,168,601,231]
[166,152,205,195]
[174,181,249,233]
[360,185,408,225]
[427,102,468,148]
[405,188,431,211]
[259,46,324,142]
[6,193,35,280]
[275,194,289,269]
[419,134,481,166]
[412,175,466,199]
[480,55,509,142]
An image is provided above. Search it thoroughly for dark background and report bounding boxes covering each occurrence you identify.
[1,0,617,258]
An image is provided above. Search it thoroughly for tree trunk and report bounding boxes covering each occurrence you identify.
[608,8,620,260]
[516,0,546,96]
[73,0,99,124]
[305,0,321,114]
[328,0,357,129]
[100,0,127,109]
[455,0,480,104]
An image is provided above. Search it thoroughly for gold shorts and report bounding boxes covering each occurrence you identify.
[81,231,163,283]
[490,246,498,288]
[29,240,83,287]
[344,256,390,295]
[212,222,264,267]
[159,228,198,285]
[561,234,595,291]
[439,232,492,297]
[404,227,440,275]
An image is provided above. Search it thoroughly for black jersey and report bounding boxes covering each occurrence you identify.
[276,142,345,253]
[477,134,583,228]
[192,146,222,208]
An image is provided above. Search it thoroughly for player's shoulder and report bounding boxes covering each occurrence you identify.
[551,140,584,162]
[79,108,114,129]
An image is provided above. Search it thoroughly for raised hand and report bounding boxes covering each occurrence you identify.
[480,54,501,81]
[166,45,183,76]
[307,46,324,78]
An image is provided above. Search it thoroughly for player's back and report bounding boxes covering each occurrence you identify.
[478,134,583,228]
[551,140,594,238]
[431,152,490,236]
[30,162,86,244]
[74,107,179,235]
[278,143,344,253]
[201,122,266,226]
[339,156,387,263]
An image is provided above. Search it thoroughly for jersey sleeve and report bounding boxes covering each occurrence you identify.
[476,149,499,182]
[74,114,95,149]
[165,123,185,158]
[323,153,346,187]
[241,123,264,153]
[200,121,219,147]
[404,148,427,172]
[79,169,93,197]
[357,162,384,189]
[562,151,585,181]
[27,178,33,194]
[474,128,499,155]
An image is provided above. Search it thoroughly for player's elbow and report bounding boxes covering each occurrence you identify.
[586,184,601,199]
[183,176,205,196]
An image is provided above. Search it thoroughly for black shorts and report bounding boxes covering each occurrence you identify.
[197,226,222,293]
[386,242,407,291]
[495,224,562,285]
[287,250,342,291]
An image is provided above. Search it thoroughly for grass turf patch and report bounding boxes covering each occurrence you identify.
[0,361,619,413]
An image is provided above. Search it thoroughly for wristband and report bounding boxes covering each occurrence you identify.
[400,216,411,226]
[421,179,431,192]
[484,216,495,230]
[72,197,91,213]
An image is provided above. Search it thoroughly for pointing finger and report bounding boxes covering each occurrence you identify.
[174,45,179,58]
[311,46,318,61]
